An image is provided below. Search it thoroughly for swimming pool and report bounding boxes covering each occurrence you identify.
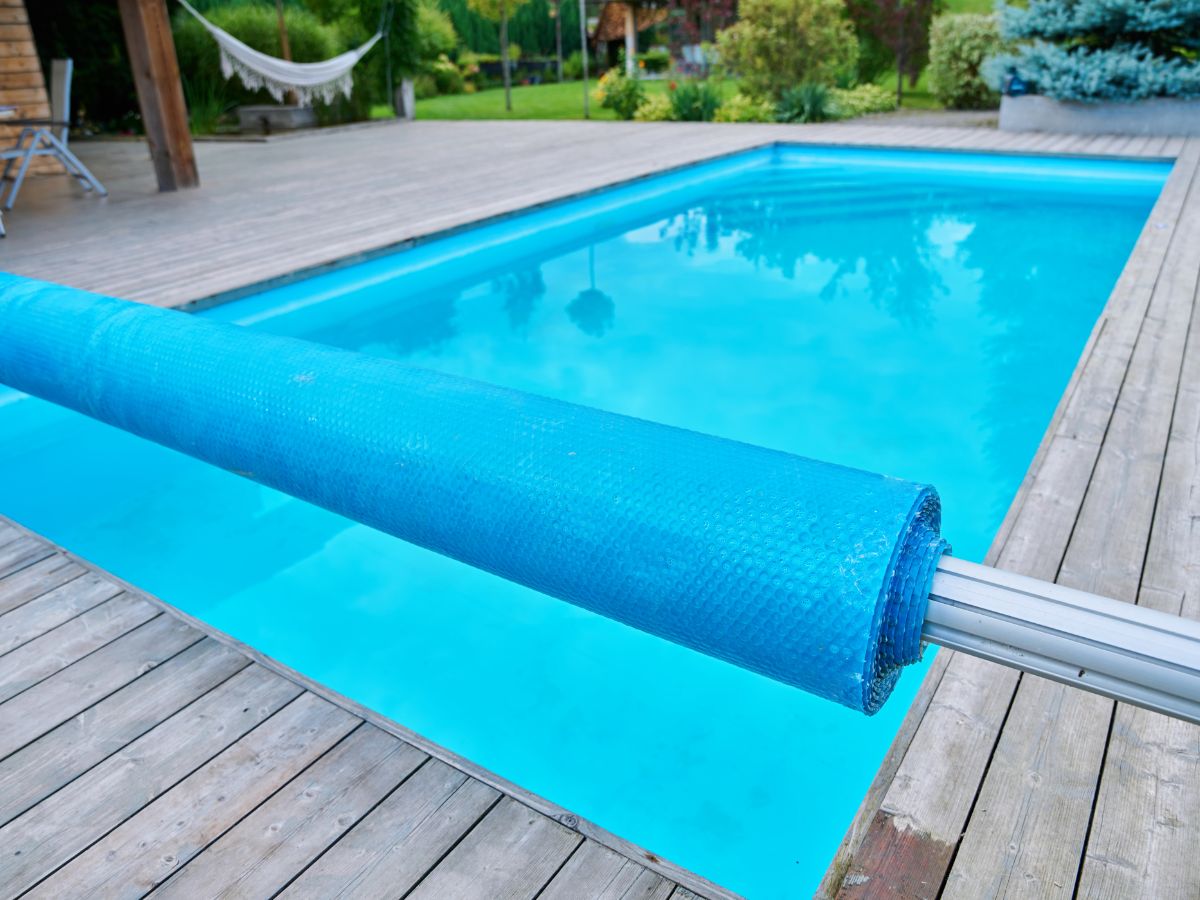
[0,145,1168,898]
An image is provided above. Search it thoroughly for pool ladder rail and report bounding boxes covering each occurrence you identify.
[923,556,1200,726]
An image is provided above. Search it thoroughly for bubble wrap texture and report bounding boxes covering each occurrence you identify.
[0,276,947,713]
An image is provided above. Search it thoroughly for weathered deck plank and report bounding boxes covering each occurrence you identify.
[0,554,85,616]
[942,135,1200,898]
[830,138,1200,900]
[28,693,360,899]
[279,760,498,899]
[406,795,583,900]
[0,664,301,895]
[541,840,677,900]
[0,639,249,827]
[0,571,124,654]
[0,593,159,702]
[0,518,730,900]
[0,614,201,759]
[151,724,426,899]
[1074,197,1200,898]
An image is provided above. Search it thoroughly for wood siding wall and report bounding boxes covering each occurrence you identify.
[0,0,58,174]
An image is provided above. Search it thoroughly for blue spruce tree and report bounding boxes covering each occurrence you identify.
[988,0,1200,101]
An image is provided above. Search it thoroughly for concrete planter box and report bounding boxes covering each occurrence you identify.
[1000,94,1200,136]
[236,104,317,135]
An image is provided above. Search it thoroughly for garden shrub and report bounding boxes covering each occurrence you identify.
[776,82,833,123]
[987,0,1200,101]
[416,0,459,60]
[928,14,1002,109]
[413,73,440,98]
[593,69,645,119]
[638,49,673,74]
[563,50,587,80]
[670,80,723,121]
[713,93,776,122]
[829,83,895,117]
[716,0,859,101]
[427,54,466,94]
[634,93,675,120]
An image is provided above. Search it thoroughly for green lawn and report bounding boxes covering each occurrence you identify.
[875,66,942,111]
[414,2,989,123]
[944,0,994,12]
[415,79,738,121]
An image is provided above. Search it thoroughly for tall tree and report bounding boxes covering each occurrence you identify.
[469,0,532,109]
[844,0,939,102]
[666,0,736,52]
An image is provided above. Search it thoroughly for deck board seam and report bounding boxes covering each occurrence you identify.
[936,139,1200,896]
[0,646,256,830]
[15,690,313,897]
[530,836,590,900]
[1070,166,1200,897]
[0,607,164,706]
[145,720,370,898]
[0,624,208,766]
[0,567,91,623]
[394,791,508,900]
[935,141,1200,897]
[259,752,438,899]
[0,587,130,661]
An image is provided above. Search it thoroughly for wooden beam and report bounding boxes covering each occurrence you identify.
[117,0,198,191]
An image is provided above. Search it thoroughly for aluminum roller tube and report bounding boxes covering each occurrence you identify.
[923,556,1200,726]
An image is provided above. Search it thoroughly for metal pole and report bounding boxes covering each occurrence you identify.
[923,556,1200,725]
[384,30,393,113]
[579,0,589,118]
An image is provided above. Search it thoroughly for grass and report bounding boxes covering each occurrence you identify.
[944,0,995,11]
[414,0,991,123]
[875,67,943,111]
[415,79,738,121]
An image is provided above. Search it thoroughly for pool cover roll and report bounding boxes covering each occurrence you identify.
[0,276,947,713]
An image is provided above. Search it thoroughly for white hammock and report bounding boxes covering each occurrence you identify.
[178,0,382,106]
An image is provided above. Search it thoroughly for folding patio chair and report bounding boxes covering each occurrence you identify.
[1,59,108,214]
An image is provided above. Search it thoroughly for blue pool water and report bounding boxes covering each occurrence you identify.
[0,146,1167,897]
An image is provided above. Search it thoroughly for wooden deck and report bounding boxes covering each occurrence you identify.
[0,515,729,899]
[1,119,1198,898]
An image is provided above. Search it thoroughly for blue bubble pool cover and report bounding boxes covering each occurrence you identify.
[0,275,947,713]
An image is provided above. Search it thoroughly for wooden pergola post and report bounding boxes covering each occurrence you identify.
[117,0,198,191]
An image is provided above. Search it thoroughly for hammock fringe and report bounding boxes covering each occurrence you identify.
[218,49,355,107]
[180,0,381,107]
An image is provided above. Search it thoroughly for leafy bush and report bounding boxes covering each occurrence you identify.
[713,93,776,122]
[593,69,645,119]
[634,93,675,120]
[829,83,895,117]
[989,0,1200,102]
[427,54,466,94]
[416,0,459,60]
[717,0,859,101]
[638,49,673,74]
[413,73,440,98]
[928,14,1002,109]
[563,50,587,80]
[776,82,833,122]
[670,80,723,121]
